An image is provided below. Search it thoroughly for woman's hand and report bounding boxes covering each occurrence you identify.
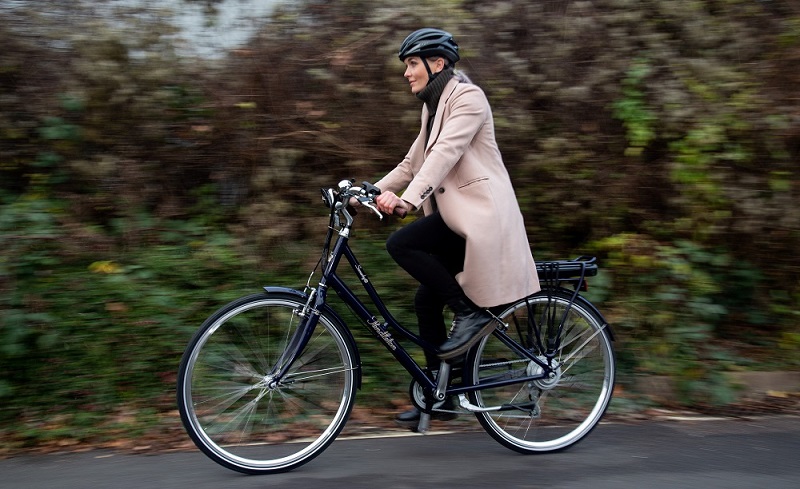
[376,191,411,216]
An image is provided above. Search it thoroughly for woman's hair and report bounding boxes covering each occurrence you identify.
[454,69,472,85]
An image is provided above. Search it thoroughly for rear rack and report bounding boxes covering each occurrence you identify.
[535,256,598,287]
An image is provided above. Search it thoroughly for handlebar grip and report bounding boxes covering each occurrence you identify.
[393,207,408,219]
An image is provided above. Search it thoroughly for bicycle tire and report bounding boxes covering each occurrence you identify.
[465,288,615,453]
[177,292,359,474]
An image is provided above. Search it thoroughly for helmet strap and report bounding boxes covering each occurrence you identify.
[422,58,435,84]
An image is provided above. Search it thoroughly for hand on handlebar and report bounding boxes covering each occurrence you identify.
[338,180,407,219]
[376,191,410,218]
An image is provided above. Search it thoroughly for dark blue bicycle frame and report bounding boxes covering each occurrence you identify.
[270,221,557,404]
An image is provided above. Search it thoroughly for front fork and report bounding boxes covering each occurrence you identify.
[269,287,324,382]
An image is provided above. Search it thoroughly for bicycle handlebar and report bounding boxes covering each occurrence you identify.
[322,180,407,221]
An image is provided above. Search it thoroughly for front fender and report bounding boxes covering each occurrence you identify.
[263,286,363,388]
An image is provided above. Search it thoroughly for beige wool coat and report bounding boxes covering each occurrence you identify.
[375,76,540,307]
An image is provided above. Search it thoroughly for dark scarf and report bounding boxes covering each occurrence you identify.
[417,66,455,144]
[416,65,455,114]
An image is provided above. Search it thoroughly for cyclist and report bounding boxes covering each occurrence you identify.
[370,28,540,423]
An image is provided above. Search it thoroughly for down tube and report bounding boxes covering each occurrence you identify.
[340,246,428,344]
[327,271,430,384]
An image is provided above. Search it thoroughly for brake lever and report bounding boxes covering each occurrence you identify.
[358,197,384,220]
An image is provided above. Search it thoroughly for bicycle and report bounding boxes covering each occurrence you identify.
[176,179,616,474]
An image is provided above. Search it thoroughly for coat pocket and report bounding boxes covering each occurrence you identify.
[457,176,489,190]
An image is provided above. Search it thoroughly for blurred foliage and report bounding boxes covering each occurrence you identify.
[1,0,799,447]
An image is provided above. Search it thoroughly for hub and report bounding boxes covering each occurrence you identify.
[527,358,562,390]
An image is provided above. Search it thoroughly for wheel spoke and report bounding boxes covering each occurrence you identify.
[467,289,614,453]
[177,294,357,473]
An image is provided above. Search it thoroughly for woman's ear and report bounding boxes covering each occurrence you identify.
[431,57,446,73]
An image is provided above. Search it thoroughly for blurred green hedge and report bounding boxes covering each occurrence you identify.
[1,0,798,448]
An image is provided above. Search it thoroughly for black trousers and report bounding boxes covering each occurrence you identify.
[385,212,468,367]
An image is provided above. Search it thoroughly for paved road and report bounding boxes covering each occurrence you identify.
[2,416,799,489]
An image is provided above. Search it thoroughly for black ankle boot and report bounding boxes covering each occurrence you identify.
[438,300,495,359]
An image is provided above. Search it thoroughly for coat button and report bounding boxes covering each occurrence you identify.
[438,187,445,193]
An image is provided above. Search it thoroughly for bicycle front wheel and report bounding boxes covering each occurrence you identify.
[466,288,614,453]
[177,292,358,474]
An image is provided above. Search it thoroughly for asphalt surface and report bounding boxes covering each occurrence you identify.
[2,415,799,489]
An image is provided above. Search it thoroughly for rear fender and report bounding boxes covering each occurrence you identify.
[527,287,615,342]
[572,293,615,341]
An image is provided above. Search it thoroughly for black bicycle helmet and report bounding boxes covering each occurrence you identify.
[398,28,460,64]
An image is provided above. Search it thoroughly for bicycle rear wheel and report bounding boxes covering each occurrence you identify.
[177,292,358,474]
[466,288,614,453]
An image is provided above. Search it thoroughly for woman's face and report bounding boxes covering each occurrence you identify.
[403,56,444,94]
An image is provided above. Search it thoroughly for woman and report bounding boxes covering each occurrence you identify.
[373,28,540,421]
